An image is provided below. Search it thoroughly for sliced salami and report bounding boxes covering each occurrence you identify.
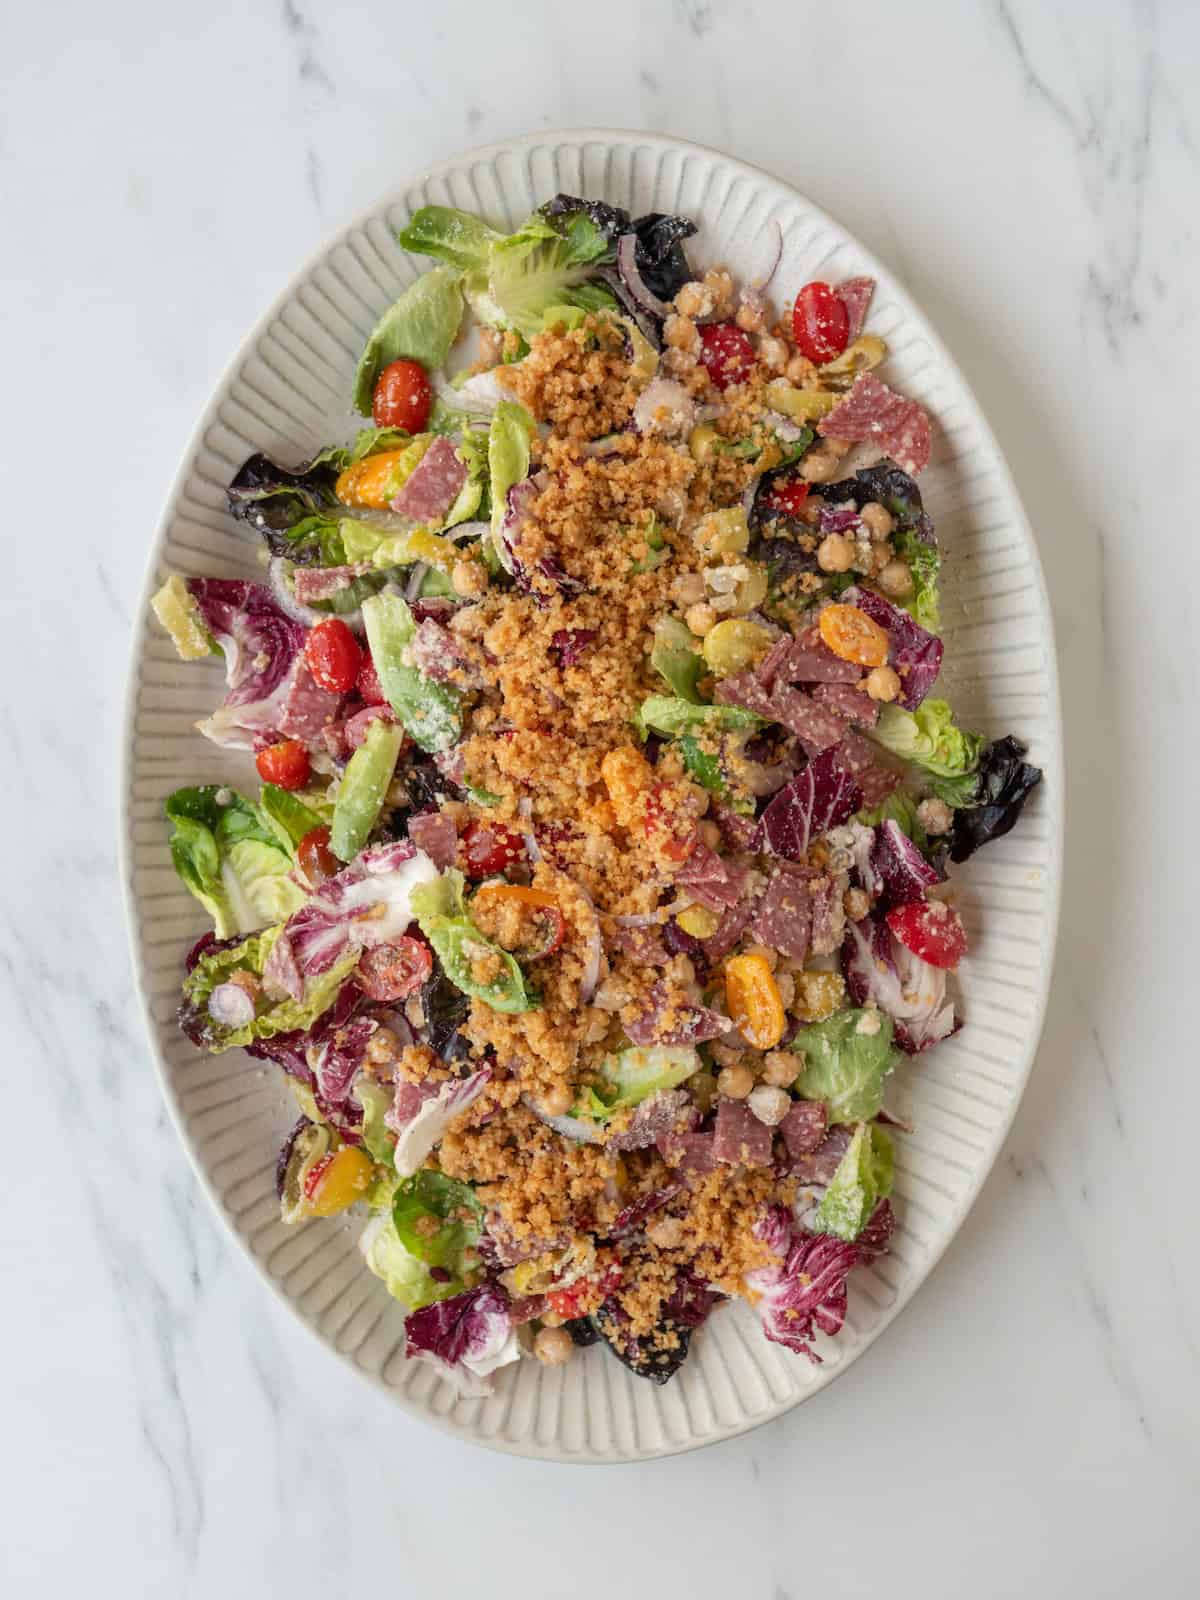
[818,373,932,477]
[676,842,750,911]
[750,868,813,962]
[407,809,459,870]
[834,276,875,343]
[779,1099,828,1160]
[276,657,342,741]
[789,1124,854,1184]
[713,1097,774,1167]
[812,681,878,728]
[390,436,468,522]
[291,564,373,604]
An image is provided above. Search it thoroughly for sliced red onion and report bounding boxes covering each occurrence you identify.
[516,797,542,864]
[597,266,663,349]
[616,233,673,317]
[612,913,663,928]
[523,1095,603,1145]
[404,562,430,602]
[633,376,696,438]
[447,519,489,542]
[765,410,808,442]
[207,981,255,1029]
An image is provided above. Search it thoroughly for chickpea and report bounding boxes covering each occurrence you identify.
[709,1041,745,1070]
[860,501,895,539]
[451,559,487,599]
[698,819,722,851]
[685,601,718,636]
[671,571,707,607]
[703,268,735,316]
[735,298,766,333]
[748,1084,791,1126]
[817,533,855,573]
[540,1082,573,1118]
[761,1050,800,1088]
[877,559,914,598]
[865,665,902,702]
[844,886,871,921]
[800,437,850,484]
[533,1326,575,1366]
[664,313,699,351]
[365,1026,401,1067]
[717,1062,755,1100]
[918,797,954,836]
[785,353,815,385]
[689,1069,718,1114]
[674,280,715,319]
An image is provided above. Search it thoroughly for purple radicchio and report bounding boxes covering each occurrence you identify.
[185,578,340,750]
[746,1206,866,1362]
[283,840,439,977]
[848,587,943,710]
[403,1281,519,1396]
[674,842,749,911]
[871,818,944,906]
[760,749,863,860]
[842,913,958,1053]
[385,1067,491,1176]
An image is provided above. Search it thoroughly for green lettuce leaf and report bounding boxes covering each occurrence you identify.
[391,1170,482,1301]
[856,788,929,850]
[398,205,502,272]
[895,529,941,630]
[353,264,465,415]
[182,928,359,1052]
[812,1122,894,1242]
[361,591,462,753]
[573,1045,700,1124]
[635,695,764,740]
[410,869,536,1014]
[487,400,535,564]
[790,1008,896,1124]
[651,617,704,703]
[445,428,489,529]
[258,784,325,851]
[354,1078,396,1167]
[871,698,983,780]
[165,786,306,939]
[329,717,406,862]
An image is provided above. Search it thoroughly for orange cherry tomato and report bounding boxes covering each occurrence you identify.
[471,883,565,959]
[818,603,889,667]
[724,952,786,1050]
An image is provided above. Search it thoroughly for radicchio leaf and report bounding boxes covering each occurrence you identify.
[850,587,943,710]
[871,818,943,906]
[760,750,863,860]
[403,1281,519,1396]
[842,914,957,1054]
[746,1210,865,1361]
[386,1068,491,1177]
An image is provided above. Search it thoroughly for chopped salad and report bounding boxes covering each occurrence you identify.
[152,194,1042,1394]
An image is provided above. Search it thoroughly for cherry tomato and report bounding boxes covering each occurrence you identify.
[302,1154,333,1202]
[372,358,432,432]
[255,739,310,790]
[304,617,362,694]
[643,783,697,863]
[761,475,811,518]
[697,321,757,391]
[886,898,968,971]
[461,819,526,878]
[356,650,387,706]
[297,825,339,889]
[302,1147,374,1215]
[724,952,786,1050]
[545,1260,622,1321]
[471,883,565,960]
[791,281,850,364]
[355,936,433,1002]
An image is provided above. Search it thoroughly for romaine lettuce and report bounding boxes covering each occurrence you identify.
[166,786,307,939]
[635,695,763,739]
[361,591,462,753]
[812,1123,894,1242]
[258,784,325,851]
[353,264,465,415]
[410,869,535,1014]
[790,1008,896,1123]
[895,528,941,630]
[871,698,983,780]
[650,617,704,703]
[573,1045,699,1124]
[180,927,359,1052]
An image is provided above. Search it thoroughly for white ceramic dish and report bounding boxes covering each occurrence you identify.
[121,130,1062,1462]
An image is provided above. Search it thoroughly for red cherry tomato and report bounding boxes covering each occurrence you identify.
[791,281,850,364]
[886,898,968,971]
[297,825,339,889]
[461,820,526,878]
[643,783,697,864]
[355,936,433,1002]
[356,651,387,706]
[761,475,811,518]
[304,617,362,694]
[545,1260,622,1320]
[372,359,432,432]
[697,321,757,391]
[255,739,310,791]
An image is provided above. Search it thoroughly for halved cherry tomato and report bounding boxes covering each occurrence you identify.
[792,281,850,364]
[886,899,967,971]
[471,883,565,960]
[761,475,811,518]
[697,321,757,390]
[255,739,310,790]
[303,1146,374,1216]
[461,819,526,878]
[643,783,697,864]
[305,617,362,693]
[355,936,433,1001]
[818,602,890,667]
[546,1259,622,1320]
[724,951,786,1050]
[356,650,387,706]
[372,358,432,432]
[297,825,338,889]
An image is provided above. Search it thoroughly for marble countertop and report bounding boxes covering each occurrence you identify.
[4,1,1197,1594]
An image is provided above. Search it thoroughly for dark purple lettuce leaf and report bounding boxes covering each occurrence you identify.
[851,587,943,709]
[539,193,631,245]
[592,1262,714,1385]
[872,818,943,906]
[760,749,863,860]
[949,736,1043,862]
[565,1316,601,1348]
[418,966,473,1065]
[227,450,345,565]
[752,535,821,588]
[820,462,935,546]
[629,211,698,304]
[274,1117,312,1199]
[403,1281,517,1394]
